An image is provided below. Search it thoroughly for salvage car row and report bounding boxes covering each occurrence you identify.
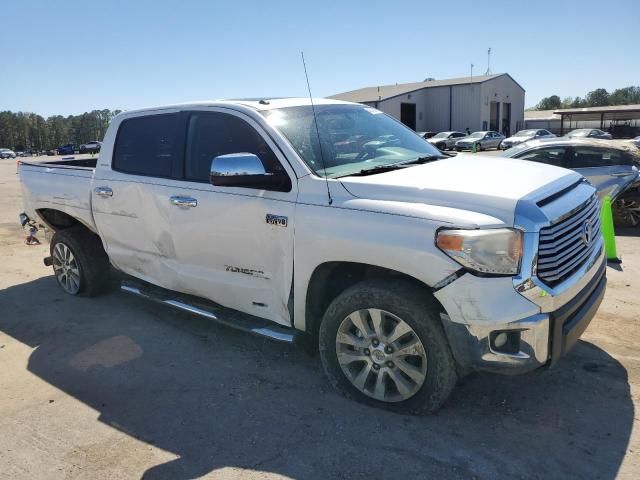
[421,128,622,152]
[0,142,102,158]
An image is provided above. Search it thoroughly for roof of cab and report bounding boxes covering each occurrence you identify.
[117,97,356,116]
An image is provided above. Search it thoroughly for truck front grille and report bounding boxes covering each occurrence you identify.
[537,195,601,287]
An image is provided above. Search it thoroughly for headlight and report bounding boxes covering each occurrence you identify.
[436,228,523,275]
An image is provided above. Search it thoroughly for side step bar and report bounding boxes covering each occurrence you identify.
[121,282,299,344]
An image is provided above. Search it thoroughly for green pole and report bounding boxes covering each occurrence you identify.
[600,195,621,263]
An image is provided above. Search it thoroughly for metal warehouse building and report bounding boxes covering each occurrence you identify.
[330,73,525,137]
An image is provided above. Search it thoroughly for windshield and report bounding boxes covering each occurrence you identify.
[431,132,449,139]
[514,129,536,137]
[262,105,442,178]
[467,132,484,138]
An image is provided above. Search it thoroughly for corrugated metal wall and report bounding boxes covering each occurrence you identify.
[451,84,481,132]
[422,86,451,132]
[480,76,525,135]
[369,74,525,135]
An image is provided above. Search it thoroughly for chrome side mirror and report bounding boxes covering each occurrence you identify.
[210,152,266,178]
[209,153,290,191]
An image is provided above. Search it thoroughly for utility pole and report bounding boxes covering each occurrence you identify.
[470,63,474,82]
[485,47,492,75]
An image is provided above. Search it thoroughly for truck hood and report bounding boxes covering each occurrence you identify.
[338,154,581,227]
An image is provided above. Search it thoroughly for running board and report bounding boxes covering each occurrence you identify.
[120,281,298,344]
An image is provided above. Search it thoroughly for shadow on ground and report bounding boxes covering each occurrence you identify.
[0,276,634,479]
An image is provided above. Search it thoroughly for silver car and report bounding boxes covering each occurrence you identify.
[566,128,612,140]
[427,131,466,150]
[500,129,555,149]
[455,131,505,151]
[502,138,639,200]
[0,148,17,159]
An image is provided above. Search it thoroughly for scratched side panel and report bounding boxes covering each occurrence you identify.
[19,164,97,232]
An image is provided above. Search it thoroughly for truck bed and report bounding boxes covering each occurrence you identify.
[19,157,98,233]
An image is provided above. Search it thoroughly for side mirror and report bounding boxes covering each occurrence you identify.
[209,153,290,191]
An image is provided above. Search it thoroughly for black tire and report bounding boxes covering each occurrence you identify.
[319,279,457,414]
[476,142,482,151]
[50,226,113,297]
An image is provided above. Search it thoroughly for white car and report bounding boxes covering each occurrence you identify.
[0,148,16,159]
[18,98,606,413]
[427,131,466,150]
[500,129,555,149]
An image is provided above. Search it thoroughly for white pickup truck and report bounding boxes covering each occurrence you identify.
[19,98,607,413]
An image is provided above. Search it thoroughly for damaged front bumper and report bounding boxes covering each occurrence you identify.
[434,243,606,375]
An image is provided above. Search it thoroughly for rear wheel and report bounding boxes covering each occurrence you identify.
[50,227,113,297]
[319,280,457,414]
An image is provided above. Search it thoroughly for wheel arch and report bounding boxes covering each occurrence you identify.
[36,208,96,234]
[304,261,445,343]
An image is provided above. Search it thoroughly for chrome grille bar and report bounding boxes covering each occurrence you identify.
[537,194,601,287]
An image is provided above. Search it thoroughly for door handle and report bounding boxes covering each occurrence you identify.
[94,186,113,197]
[611,172,632,177]
[170,196,197,208]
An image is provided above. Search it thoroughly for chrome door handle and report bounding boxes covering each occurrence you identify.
[94,186,113,197]
[611,172,632,177]
[170,196,197,208]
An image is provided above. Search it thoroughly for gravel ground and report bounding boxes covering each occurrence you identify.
[0,156,638,479]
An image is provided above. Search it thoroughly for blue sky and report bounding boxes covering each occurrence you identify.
[1,0,638,117]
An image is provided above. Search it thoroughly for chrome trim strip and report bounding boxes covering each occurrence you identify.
[251,327,296,342]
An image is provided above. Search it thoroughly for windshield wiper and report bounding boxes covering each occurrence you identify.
[337,154,446,178]
[345,163,411,177]
[399,154,447,165]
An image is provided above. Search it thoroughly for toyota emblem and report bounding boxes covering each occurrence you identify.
[581,219,593,247]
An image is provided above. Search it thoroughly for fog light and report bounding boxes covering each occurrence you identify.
[490,330,522,355]
[494,332,508,349]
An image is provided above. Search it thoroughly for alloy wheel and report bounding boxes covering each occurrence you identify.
[52,242,81,294]
[335,308,427,402]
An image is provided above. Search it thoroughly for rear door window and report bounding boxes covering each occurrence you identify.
[113,113,184,178]
[516,147,567,167]
[567,147,632,167]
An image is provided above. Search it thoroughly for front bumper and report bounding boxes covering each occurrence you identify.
[438,252,605,375]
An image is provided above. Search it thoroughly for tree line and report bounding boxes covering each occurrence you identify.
[534,86,640,111]
[0,109,122,151]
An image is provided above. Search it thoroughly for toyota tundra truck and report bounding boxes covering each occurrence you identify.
[18,98,606,413]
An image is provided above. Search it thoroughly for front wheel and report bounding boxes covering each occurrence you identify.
[319,280,457,414]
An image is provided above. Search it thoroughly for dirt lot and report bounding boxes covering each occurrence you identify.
[0,156,639,479]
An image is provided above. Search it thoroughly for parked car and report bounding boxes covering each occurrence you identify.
[455,131,505,151]
[18,98,606,413]
[502,138,640,226]
[500,129,555,150]
[0,148,17,159]
[80,141,102,154]
[625,136,640,148]
[566,129,612,140]
[56,144,77,155]
[427,131,466,151]
[417,131,437,139]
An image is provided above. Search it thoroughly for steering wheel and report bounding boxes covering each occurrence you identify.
[354,136,400,161]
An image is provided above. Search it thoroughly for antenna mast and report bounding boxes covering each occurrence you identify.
[301,51,332,205]
[485,48,492,75]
